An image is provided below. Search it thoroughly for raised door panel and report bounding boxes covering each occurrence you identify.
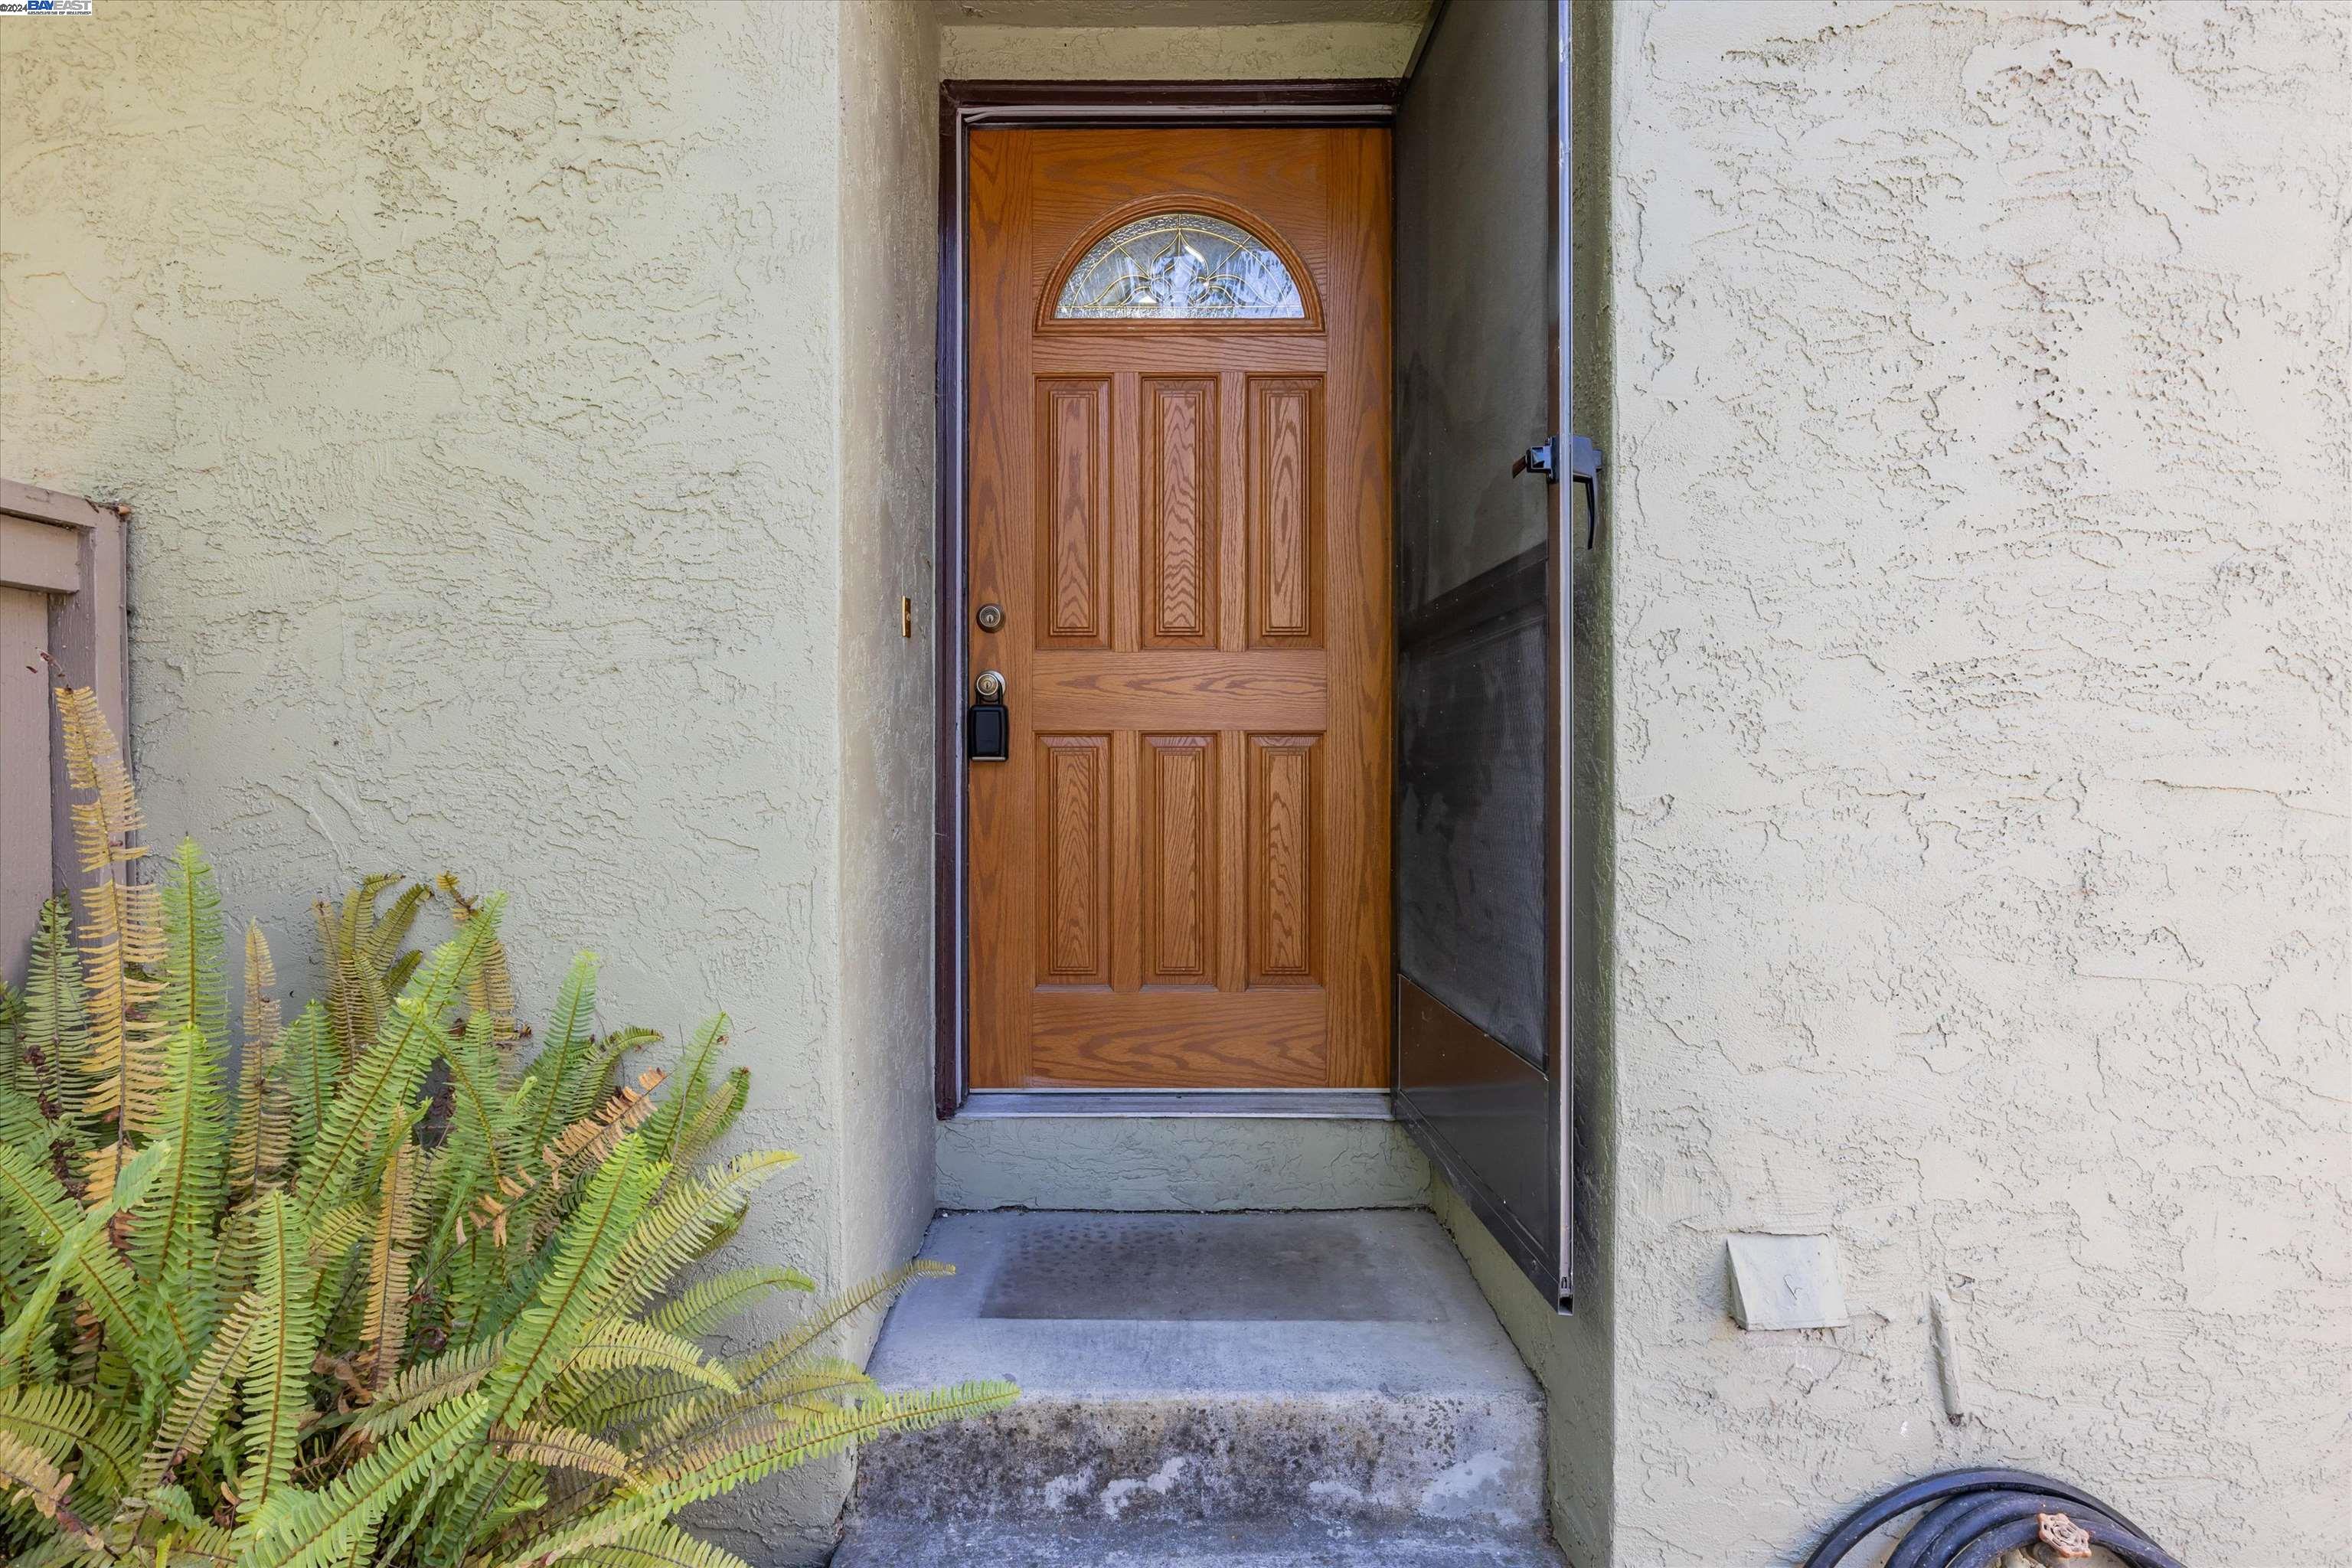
[1142,377,1217,647]
[1248,733,1321,986]
[1142,733,1216,985]
[1037,378,1111,647]
[1037,733,1111,985]
[1030,989,1325,1087]
[1247,377,1323,648]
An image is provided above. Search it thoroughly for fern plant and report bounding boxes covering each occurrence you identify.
[0,686,1014,1567]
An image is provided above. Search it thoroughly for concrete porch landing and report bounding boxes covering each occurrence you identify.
[836,1210,1560,1566]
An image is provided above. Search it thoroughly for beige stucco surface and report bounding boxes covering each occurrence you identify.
[1579,2,2350,1562]
[1,2,940,1560]
[835,0,944,1419]
[8,1,2349,1563]
[942,18,1420,78]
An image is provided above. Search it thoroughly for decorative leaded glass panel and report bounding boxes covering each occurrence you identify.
[1054,211,1305,321]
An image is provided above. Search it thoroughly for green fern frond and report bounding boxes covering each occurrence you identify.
[488,1422,631,1480]
[495,1383,1018,1568]
[0,1082,48,1180]
[517,956,599,1158]
[279,1001,332,1170]
[0,1138,169,1372]
[482,1140,661,1427]
[354,1338,504,1435]
[433,1003,514,1202]
[422,1142,663,1558]
[0,974,22,1091]
[134,1022,227,1295]
[476,1070,665,1257]
[642,1266,815,1339]
[14,898,90,1177]
[297,897,504,1223]
[141,1288,260,1488]
[158,839,229,1060]
[365,883,430,972]
[663,1069,749,1176]
[620,1355,871,1461]
[230,922,291,1200]
[0,1383,136,1521]
[234,1392,488,1568]
[635,1018,727,1170]
[554,1318,737,1393]
[381,948,423,998]
[5,710,1014,1566]
[307,1198,372,1272]
[234,1192,318,1539]
[730,1259,952,1390]
[73,1416,140,1520]
[562,1521,754,1568]
[0,1382,91,1471]
[598,1152,798,1323]
[317,878,409,1072]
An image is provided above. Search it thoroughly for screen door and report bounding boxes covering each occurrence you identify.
[1393,0,1585,1309]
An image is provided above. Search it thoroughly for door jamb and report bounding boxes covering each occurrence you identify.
[933,79,1403,1118]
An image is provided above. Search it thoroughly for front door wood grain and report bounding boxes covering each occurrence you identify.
[966,126,1393,1089]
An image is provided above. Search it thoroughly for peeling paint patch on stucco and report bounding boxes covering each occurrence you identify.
[1602,2,2351,1562]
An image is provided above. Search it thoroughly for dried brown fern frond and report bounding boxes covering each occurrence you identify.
[439,874,519,1050]
[362,1107,423,1390]
[57,686,166,1202]
[472,1069,665,1247]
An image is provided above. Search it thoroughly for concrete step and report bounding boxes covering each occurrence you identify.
[832,1518,1566,1566]
[841,1210,1554,1562]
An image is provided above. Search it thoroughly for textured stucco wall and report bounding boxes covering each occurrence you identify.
[0,3,939,1560]
[836,0,942,1367]
[1597,2,2351,1563]
[941,19,1420,78]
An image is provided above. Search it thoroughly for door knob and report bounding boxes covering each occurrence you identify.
[974,669,1005,702]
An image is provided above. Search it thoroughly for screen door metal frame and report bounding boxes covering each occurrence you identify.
[1392,0,1586,1312]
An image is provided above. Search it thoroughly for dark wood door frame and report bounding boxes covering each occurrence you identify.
[934,80,1403,1117]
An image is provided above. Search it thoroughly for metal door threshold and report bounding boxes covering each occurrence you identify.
[958,1089,1395,1120]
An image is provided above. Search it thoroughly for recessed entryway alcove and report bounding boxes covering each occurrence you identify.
[861,2,1614,1563]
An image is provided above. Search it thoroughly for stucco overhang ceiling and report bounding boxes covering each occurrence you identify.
[932,0,1431,25]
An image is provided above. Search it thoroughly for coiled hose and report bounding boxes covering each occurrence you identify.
[1804,1467,2186,1568]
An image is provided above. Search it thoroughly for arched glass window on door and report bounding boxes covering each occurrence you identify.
[1053,211,1305,321]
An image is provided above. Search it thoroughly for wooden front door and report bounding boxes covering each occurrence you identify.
[965,126,1393,1090]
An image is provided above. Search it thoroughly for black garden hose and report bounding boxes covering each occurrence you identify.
[1888,1493,2125,1568]
[1804,1466,2167,1568]
[1894,1493,2173,1568]
[1943,1514,2188,1568]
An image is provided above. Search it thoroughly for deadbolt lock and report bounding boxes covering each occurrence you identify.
[975,602,1005,632]
[968,668,1009,763]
